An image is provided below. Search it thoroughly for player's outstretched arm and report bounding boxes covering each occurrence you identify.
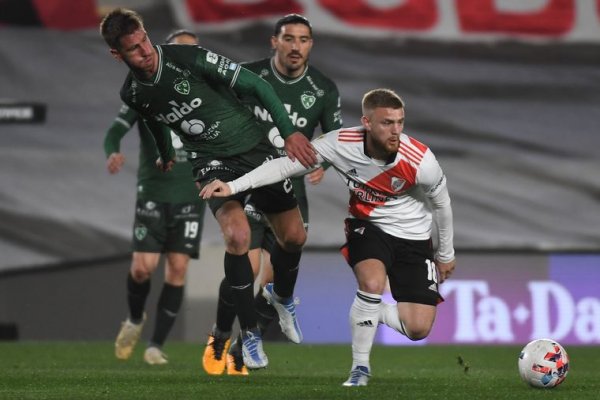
[201,155,323,200]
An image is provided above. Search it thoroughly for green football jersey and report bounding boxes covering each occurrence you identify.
[241,58,343,196]
[119,45,297,162]
[103,104,199,203]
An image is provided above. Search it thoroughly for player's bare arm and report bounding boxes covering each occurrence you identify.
[106,153,125,174]
[285,132,317,168]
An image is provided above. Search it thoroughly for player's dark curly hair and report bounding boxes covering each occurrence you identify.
[274,14,312,37]
[100,8,144,49]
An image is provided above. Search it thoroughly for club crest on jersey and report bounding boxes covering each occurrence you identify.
[301,92,316,109]
[134,225,147,241]
[174,78,190,95]
[391,177,406,192]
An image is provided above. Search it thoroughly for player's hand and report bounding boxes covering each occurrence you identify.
[284,132,317,168]
[435,258,456,284]
[199,179,232,199]
[156,157,175,172]
[307,166,325,185]
[106,153,125,174]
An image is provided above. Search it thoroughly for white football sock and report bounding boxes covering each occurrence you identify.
[379,301,407,336]
[349,290,381,370]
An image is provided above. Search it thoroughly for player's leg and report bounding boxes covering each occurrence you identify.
[379,238,441,340]
[144,201,204,365]
[263,205,306,343]
[207,206,264,376]
[342,258,387,387]
[254,188,307,339]
[340,218,394,386]
[142,252,189,365]
[213,200,267,369]
[115,251,160,360]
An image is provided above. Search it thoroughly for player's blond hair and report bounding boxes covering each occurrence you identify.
[362,88,405,115]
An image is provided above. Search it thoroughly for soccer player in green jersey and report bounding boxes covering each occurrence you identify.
[202,14,343,376]
[100,8,317,370]
[106,30,203,366]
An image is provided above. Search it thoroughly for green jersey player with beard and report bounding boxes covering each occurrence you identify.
[202,14,343,376]
[101,8,317,371]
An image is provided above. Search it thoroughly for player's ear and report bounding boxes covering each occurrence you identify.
[110,48,123,62]
[270,35,277,50]
[360,115,370,130]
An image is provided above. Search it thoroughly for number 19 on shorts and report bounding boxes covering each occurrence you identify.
[184,221,199,238]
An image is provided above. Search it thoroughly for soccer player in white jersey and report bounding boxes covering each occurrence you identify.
[199,88,456,387]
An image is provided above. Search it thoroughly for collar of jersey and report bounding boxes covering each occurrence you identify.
[134,45,163,86]
[270,57,307,85]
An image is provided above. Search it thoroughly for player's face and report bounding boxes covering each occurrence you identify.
[271,23,313,77]
[362,107,405,160]
[111,28,157,79]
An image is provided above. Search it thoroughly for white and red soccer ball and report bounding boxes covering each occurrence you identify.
[518,338,569,388]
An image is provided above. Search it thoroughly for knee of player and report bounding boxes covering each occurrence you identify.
[223,228,251,252]
[166,262,188,282]
[404,323,433,341]
[130,263,154,281]
[279,227,307,250]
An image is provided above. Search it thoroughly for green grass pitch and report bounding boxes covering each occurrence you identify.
[0,342,597,399]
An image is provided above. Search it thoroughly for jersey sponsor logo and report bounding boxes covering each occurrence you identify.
[180,119,205,135]
[136,201,160,218]
[183,120,221,140]
[134,225,148,241]
[305,75,324,96]
[391,177,406,192]
[165,61,183,73]
[197,159,232,177]
[174,78,190,95]
[244,203,265,222]
[300,91,316,109]
[155,98,202,124]
[347,178,396,203]
[253,104,307,128]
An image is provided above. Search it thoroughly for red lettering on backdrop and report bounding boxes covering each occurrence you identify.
[318,0,436,30]
[457,0,575,36]
[184,0,302,23]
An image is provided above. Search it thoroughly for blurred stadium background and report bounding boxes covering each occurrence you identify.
[0,0,598,346]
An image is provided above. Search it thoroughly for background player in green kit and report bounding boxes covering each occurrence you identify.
[202,14,343,376]
[100,8,317,370]
[105,30,203,366]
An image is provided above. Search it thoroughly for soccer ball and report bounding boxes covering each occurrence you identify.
[518,338,569,388]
